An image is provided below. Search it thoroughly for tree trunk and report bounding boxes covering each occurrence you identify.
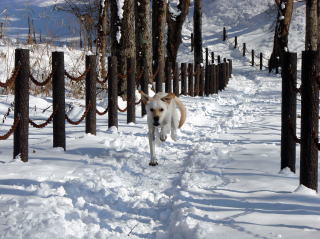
[269,0,294,71]
[194,0,203,65]
[136,0,153,84]
[306,0,318,50]
[118,0,136,98]
[110,0,121,58]
[167,0,190,66]
[152,0,167,92]
[96,0,109,78]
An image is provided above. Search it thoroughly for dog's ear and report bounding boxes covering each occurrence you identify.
[161,93,175,104]
[139,90,150,104]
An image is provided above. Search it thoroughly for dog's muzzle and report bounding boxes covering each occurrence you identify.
[153,116,160,126]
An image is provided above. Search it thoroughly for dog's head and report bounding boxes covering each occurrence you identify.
[140,91,175,127]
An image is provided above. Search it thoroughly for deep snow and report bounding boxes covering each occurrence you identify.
[1,0,320,239]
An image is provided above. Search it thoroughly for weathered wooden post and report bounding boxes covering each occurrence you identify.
[218,63,225,91]
[281,52,297,173]
[199,65,205,96]
[228,59,233,77]
[211,52,214,64]
[260,53,263,71]
[205,64,211,96]
[243,43,246,56]
[173,62,179,96]
[141,58,148,117]
[193,0,203,66]
[223,27,226,41]
[194,64,200,96]
[217,55,221,64]
[52,51,66,151]
[251,49,255,67]
[188,63,194,96]
[108,56,118,128]
[165,60,172,93]
[127,57,136,124]
[13,49,30,162]
[181,63,187,95]
[300,50,319,191]
[234,36,238,48]
[213,64,218,94]
[85,55,97,135]
[205,48,209,66]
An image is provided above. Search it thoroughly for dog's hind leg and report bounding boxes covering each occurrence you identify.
[148,126,158,166]
[170,108,179,141]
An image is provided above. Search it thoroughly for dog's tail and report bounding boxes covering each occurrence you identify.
[174,97,186,128]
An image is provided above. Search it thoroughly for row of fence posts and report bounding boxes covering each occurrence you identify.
[223,27,267,71]
[281,51,319,191]
[3,49,233,162]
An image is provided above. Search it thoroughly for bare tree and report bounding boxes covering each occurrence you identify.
[193,0,203,65]
[153,0,167,92]
[96,0,109,78]
[269,0,294,72]
[60,0,99,50]
[306,0,318,50]
[136,0,153,83]
[166,0,190,66]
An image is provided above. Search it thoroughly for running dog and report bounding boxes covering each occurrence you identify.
[140,91,186,166]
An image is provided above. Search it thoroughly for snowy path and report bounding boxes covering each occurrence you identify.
[1,42,320,238]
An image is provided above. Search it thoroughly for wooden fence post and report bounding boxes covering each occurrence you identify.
[281,52,297,173]
[13,49,30,162]
[234,36,237,48]
[205,64,211,96]
[218,63,225,91]
[228,59,233,76]
[173,62,179,96]
[260,53,263,70]
[251,49,255,67]
[181,63,187,95]
[223,27,226,41]
[205,48,209,66]
[127,57,136,124]
[52,51,66,151]
[243,43,246,56]
[194,64,200,96]
[165,60,172,93]
[85,55,97,135]
[213,64,218,94]
[108,56,118,128]
[211,52,214,64]
[217,55,221,64]
[199,65,204,96]
[141,58,148,117]
[188,63,194,96]
[300,50,319,191]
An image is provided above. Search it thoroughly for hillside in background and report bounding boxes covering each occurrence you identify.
[1,1,319,239]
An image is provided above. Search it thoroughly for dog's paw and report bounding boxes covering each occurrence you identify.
[160,134,167,142]
[149,161,159,166]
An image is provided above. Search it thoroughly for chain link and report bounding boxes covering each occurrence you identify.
[0,66,20,88]
[0,116,20,140]
[65,103,92,125]
[29,72,53,86]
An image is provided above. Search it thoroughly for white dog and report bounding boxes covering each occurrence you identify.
[140,91,186,166]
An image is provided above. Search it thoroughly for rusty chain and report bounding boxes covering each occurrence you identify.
[29,108,57,128]
[96,71,108,84]
[0,66,20,88]
[117,99,142,113]
[64,67,90,82]
[96,106,108,115]
[65,103,92,125]
[29,72,53,86]
[0,115,20,140]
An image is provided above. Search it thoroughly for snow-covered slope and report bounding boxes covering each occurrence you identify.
[1,1,319,239]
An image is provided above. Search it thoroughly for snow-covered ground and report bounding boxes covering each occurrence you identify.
[1,0,319,239]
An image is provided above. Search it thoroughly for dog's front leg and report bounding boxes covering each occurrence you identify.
[148,126,158,166]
